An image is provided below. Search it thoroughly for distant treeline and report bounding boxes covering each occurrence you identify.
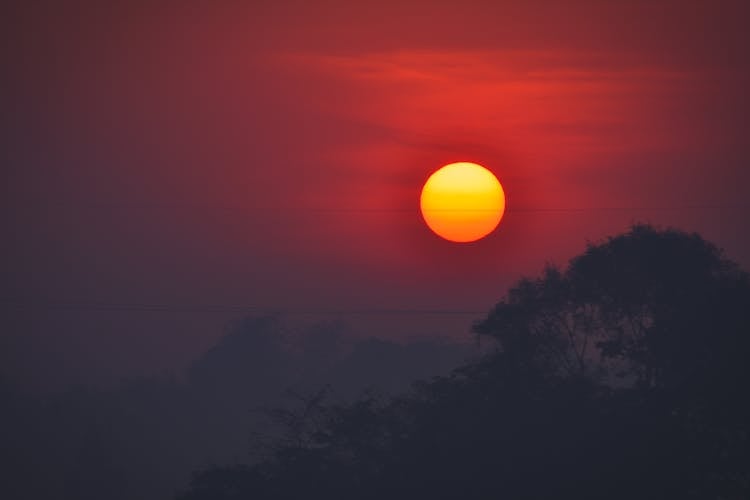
[1,318,472,500]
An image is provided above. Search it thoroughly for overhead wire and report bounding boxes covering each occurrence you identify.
[5,201,747,315]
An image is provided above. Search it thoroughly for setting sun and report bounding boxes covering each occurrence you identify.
[420,162,506,243]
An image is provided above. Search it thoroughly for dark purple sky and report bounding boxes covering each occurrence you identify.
[3,0,749,390]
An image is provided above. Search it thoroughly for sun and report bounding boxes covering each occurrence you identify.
[420,162,506,243]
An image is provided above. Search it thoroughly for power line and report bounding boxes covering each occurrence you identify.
[0,298,486,316]
[26,202,750,213]
[5,202,746,315]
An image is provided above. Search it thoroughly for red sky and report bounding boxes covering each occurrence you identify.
[3,0,749,389]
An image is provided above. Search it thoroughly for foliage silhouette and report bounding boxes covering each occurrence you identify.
[177,225,750,500]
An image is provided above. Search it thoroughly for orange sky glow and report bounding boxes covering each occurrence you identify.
[3,0,749,388]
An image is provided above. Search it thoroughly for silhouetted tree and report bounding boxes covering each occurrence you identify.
[177,224,750,500]
[475,224,750,390]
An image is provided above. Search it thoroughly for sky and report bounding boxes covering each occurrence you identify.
[3,0,749,390]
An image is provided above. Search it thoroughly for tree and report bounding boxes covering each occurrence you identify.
[177,225,750,499]
[474,224,750,391]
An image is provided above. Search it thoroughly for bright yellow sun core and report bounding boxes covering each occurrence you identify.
[420,162,506,243]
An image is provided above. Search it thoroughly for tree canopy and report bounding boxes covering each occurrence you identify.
[177,225,750,500]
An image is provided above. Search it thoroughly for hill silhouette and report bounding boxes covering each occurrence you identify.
[177,224,750,499]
